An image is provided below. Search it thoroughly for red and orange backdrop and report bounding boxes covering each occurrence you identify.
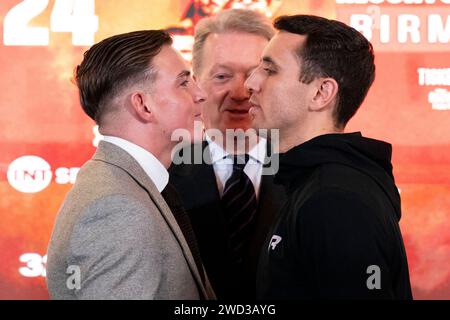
[0,0,449,299]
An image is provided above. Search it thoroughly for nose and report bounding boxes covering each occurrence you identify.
[193,82,207,104]
[230,75,250,102]
[192,82,206,117]
[244,70,259,95]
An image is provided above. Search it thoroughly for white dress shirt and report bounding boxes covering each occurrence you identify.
[103,136,169,193]
[205,134,267,199]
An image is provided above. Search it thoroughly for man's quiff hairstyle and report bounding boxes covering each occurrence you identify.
[75,30,172,125]
[192,9,275,75]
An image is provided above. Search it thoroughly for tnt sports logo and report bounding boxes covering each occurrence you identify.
[7,155,79,193]
[7,156,52,193]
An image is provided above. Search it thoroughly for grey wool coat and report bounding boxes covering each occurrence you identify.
[46,141,216,300]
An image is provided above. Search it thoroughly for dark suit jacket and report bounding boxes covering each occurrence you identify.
[169,141,286,299]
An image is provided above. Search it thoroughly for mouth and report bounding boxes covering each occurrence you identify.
[248,96,260,107]
[225,109,250,115]
[193,113,203,125]
[248,99,261,114]
[223,104,253,117]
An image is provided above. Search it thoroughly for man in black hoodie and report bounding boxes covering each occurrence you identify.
[244,15,413,299]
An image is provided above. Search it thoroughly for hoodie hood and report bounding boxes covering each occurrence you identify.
[274,132,401,219]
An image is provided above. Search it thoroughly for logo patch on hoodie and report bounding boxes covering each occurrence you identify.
[268,235,282,252]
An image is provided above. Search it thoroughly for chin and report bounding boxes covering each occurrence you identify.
[190,124,206,143]
[250,116,264,130]
[192,131,204,143]
[224,121,253,132]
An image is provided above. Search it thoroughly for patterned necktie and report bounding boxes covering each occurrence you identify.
[161,183,205,285]
[221,154,258,266]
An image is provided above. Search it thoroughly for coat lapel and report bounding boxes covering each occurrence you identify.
[169,142,227,238]
[92,141,215,299]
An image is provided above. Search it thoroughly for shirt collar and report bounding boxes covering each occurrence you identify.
[205,134,229,164]
[102,135,169,192]
[205,133,267,164]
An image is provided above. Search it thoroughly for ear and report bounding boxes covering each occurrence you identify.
[129,91,155,123]
[310,78,338,112]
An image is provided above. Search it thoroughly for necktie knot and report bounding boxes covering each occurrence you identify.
[232,154,249,172]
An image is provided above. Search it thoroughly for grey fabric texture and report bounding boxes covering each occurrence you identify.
[46,141,216,300]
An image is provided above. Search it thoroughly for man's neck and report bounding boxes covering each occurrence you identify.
[279,125,342,153]
[101,128,172,168]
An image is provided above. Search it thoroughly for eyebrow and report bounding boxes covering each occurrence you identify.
[209,63,259,75]
[177,70,191,79]
[208,64,232,75]
[262,56,279,69]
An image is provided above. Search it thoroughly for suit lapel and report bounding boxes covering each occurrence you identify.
[170,142,226,234]
[92,141,212,299]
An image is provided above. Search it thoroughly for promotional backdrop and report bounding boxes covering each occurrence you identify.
[0,0,449,299]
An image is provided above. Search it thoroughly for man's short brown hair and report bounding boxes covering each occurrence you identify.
[75,30,172,124]
[274,15,375,129]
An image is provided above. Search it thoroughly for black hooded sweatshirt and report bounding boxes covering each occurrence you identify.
[256,132,413,299]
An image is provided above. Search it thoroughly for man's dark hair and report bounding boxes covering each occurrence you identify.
[274,15,375,128]
[75,30,173,124]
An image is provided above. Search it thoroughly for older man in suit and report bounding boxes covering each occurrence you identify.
[46,30,215,300]
[169,9,286,299]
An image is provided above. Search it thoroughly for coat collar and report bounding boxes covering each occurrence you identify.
[92,141,216,299]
